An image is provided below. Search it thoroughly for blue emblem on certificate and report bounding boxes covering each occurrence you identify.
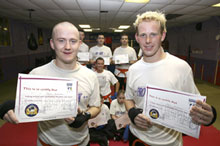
[25,104,39,117]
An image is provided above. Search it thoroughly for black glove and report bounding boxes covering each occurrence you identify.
[205,106,217,126]
[69,112,91,128]
[128,107,143,125]
[0,100,15,119]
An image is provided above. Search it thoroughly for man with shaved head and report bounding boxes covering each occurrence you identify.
[0,21,100,146]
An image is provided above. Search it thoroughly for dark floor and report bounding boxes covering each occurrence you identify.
[0,78,219,130]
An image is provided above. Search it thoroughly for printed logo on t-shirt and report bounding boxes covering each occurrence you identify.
[137,87,146,97]
[78,92,89,103]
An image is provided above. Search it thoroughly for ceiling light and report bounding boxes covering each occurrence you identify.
[83,29,92,32]
[118,25,130,29]
[212,3,220,7]
[92,28,100,30]
[125,0,150,3]
[114,29,124,32]
[79,24,91,28]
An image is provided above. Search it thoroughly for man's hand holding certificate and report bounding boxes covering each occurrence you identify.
[143,85,206,138]
[15,74,78,123]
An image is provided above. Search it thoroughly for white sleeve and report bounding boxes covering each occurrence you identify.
[88,73,101,107]
[108,47,113,58]
[89,47,94,60]
[130,48,137,61]
[125,71,135,100]
[138,49,142,57]
[109,100,116,115]
[109,71,118,85]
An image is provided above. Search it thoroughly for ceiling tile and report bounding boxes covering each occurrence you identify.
[120,2,146,12]
[148,0,175,4]
[83,11,100,19]
[0,0,18,8]
[171,0,201,5]
[195,0,220,6]
[65,10,84,18]
[30,0,60,10]
[77,0,100,11]
[101,0,123,11]
[7,0,40,9]
[139,4,164,12]
[161,5,187,14]
[174,5,207,14]
[53,0,80,10]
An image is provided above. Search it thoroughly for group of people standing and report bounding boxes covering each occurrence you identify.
[0,10,217,146]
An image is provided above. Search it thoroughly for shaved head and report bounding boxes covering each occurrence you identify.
[52,21,79,40]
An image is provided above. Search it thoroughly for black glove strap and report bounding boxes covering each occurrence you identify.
[69,112,91,128]
[128,107,143,125]
[0,100,15,119]
[205,106,217,126]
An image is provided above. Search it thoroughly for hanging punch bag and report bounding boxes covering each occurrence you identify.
[28,33,38,50]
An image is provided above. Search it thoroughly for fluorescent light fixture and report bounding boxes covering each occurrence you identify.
[125,0,150,3]
[83,29,92,32]
[92,28,100,30]
[212,3,220,7]
[3,27,8,31]
[118,25,130,29]
[114,29,124,32]
[79,24,91,28]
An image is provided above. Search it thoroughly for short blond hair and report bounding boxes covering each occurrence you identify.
[133,11,167,34]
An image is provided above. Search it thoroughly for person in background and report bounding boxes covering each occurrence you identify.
[78,30,89,66]
[125,11,217,146]
[113,34,137,90]
[0,21,101,146]
[89,34,112,70]
[110,90,129,142]
[89,96,111,146]
[94,57,120,108]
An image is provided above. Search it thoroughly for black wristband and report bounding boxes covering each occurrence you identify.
[205,106,217,126]
[0,100,15,119]
[128,107,143,125]
[69,112,91,128]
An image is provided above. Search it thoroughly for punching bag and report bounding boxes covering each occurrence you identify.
[28,33,38,50]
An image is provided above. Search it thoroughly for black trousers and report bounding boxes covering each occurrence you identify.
[117,76,126,90]
[129,129,150,146]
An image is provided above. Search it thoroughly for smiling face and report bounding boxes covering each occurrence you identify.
[50,22,81,69]
[95,58,104,72]
[135,20,166,63]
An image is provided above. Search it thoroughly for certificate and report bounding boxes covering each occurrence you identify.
[77,52,89,61]
[115,113,130,130]
[103,57,110,65]
[114,54,129,64]
[15,74,78,123]
[88,109,108,128]
[143,85,206,138]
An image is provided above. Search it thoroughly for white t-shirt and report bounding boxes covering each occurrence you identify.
[78,42,89,52]
[30,60,100,146]
[100,103,111,121]
[89,45,112,61]
[113,46,137,78]
[110,99,126,117]
[125,53,199,146]
[78,42,89,65]
[138,48,143,58]
[95,70,118,100]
